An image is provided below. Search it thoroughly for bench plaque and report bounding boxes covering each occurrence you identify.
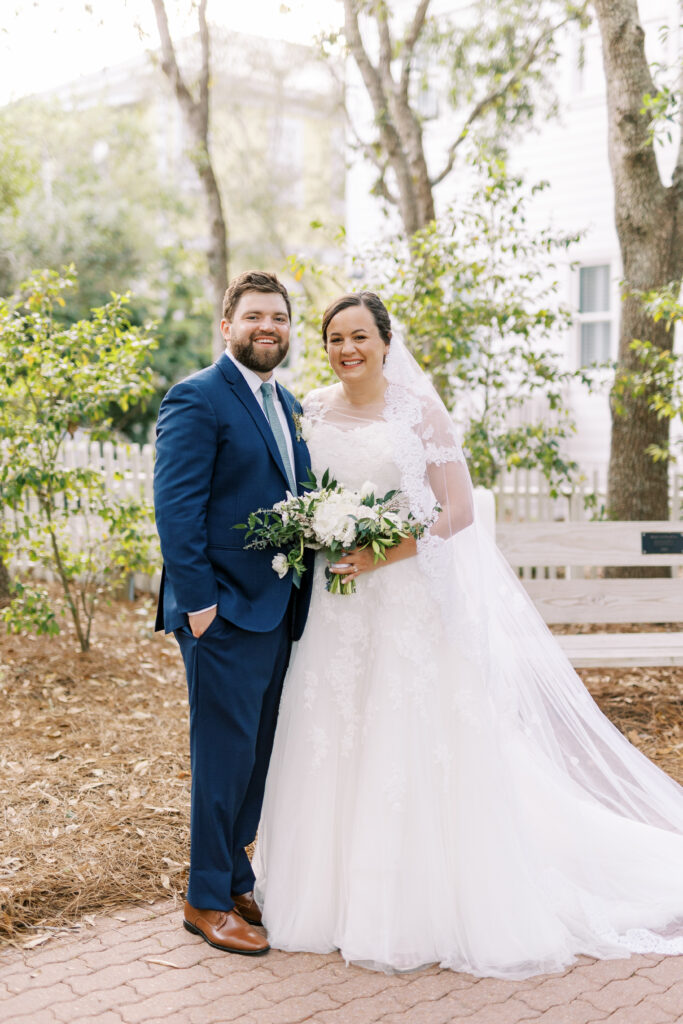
[641,531,683,555]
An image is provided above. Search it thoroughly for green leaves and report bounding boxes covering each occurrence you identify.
[292,159,582,493]
[607,286,683,464]
[0,267,160,651]
[1,583,60,638]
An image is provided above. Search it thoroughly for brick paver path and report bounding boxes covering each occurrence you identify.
[1,901,682,1024]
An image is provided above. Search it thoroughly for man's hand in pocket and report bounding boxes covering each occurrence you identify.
[188,607,217,638]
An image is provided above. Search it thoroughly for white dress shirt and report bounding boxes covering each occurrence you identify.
[190,348,296,617]
[226,349,295,469]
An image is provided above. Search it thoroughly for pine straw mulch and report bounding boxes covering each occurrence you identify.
[0,600,682,951]
[0,596,191,950]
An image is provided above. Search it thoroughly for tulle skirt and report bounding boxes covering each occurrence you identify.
[254,555,683,979]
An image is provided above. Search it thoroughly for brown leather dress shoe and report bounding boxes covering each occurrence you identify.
[183,901,269,955]
[232,890,262,926]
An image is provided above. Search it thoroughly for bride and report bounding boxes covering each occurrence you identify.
[253,291,683,979]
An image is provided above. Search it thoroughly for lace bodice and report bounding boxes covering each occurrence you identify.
[307,420,402,496]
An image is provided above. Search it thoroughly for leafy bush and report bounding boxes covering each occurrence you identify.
[0,267,160,650]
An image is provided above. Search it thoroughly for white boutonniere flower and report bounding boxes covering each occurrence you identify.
[292,411,313,443]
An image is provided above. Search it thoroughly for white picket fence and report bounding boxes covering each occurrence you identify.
[492,467,683,524]
[5,440,158,594]
[74,439,156,503]
[39,440,683,524]
[6,441,682,597]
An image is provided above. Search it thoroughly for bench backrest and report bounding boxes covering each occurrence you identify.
[496,521,683,625]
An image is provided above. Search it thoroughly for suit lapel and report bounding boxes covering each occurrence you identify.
[216,353,291,489]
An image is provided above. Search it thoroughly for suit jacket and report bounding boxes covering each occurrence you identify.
[153,352,314,640]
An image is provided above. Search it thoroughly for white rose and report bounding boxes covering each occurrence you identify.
[360,481,377,500]
[311,491,362,547]
[272,553,289,579]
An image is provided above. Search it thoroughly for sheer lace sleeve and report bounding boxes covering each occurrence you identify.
[384,385,474,543]
[419,398,474,541]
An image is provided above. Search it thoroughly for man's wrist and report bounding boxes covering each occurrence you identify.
[188,604,217,616]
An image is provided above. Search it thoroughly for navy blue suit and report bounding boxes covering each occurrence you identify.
[153,352,313,909]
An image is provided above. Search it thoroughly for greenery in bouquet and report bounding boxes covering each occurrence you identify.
[237,469,431,595]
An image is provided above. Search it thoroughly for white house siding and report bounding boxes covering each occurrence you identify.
[343,0,682,482]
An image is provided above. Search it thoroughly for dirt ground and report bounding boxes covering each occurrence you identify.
[1,596,681,950]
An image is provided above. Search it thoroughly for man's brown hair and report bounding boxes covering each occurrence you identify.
[222,271,291,322]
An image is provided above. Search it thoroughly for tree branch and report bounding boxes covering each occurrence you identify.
[430,5,587,188]
[376,1,394,84]
[370,167,399,206]
[399,0,431,102]
[150,0,197,121]
[343,0,389,117]
[197,0,210,138]
[341,102,399,205]
[149,0,228,355]
[343,0,411,200]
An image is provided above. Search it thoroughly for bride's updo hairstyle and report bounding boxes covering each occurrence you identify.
[321,291,392,349]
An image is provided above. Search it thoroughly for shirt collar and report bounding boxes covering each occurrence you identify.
[226,347,274,396]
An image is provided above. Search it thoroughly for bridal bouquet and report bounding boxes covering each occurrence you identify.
[237,469,431,594]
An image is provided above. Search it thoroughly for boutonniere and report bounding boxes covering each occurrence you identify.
[292,411,303,442]
[292,411,312,443]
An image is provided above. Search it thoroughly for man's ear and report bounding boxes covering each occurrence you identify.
[220,318,230,343]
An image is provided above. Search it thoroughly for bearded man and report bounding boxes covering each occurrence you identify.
[154,270,313,954]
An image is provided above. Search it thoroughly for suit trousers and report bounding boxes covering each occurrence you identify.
[174,595,294,910]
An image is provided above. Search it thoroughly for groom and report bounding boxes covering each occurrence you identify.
[153,270,314,955]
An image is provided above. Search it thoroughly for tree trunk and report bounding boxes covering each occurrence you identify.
[343,0,435,235]
[607,297,673,524]
[151,0,228,358]
[386,90,435,230]
[593,0,683,531]
[198,158,229,356]
[0,556,11,608]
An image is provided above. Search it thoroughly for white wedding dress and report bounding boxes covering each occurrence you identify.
[253,351,683,980]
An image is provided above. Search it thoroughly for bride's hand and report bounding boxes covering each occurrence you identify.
[329,536,418,580]
[328,546,378,581]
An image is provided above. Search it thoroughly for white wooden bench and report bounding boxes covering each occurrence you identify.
[495,520,683,668]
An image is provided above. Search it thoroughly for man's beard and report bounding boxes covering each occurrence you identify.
[231,332,289,373]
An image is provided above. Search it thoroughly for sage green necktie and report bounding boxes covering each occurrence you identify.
[261,382,300,588]
[261,381,297,496]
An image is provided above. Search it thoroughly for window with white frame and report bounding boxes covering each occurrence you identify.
[578,264,612,366]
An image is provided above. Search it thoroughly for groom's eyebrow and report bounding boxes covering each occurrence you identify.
[242,308,288,317]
